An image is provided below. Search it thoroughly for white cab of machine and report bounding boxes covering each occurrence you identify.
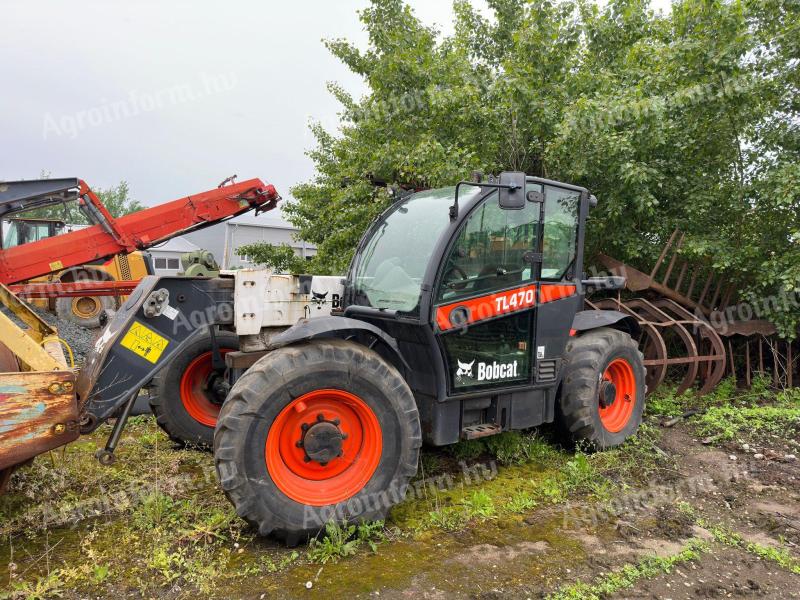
[233,269,344,335]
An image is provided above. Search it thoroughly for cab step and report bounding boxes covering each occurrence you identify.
[461,423,502,440]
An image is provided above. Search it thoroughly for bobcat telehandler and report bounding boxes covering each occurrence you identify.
[4,172,645,542]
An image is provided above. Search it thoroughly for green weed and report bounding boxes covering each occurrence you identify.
[547,538,709,600]
[646,386,690,416]
[462,489,496,519]
[506,491,537,512]
[307,520,386,564]
[704,521,800,574]
[696,404,800,442]
[427,506,467,531]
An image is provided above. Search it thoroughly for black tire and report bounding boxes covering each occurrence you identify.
[557,327,646,449]
[149,329,239,447]
[55,295,114,329]
[214,339,421,544]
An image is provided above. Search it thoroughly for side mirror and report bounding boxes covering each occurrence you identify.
[498,171,526,210]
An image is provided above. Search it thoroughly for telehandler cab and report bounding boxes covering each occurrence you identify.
[70,172,645,541]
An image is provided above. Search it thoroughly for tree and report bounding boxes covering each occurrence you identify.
[26,180,145,224]
[235,243,309,274]
[288,0,800,336]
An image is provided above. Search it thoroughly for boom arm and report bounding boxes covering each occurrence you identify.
[0,178,279,285]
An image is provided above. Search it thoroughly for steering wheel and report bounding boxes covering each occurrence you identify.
[443,265,468,290]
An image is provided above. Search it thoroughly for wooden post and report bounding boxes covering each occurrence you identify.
[662,233,685,286]
[787,341,793,388]
[771,339,779,386]
[686,270,699,301]
[675,261,689,294]
[745,341,751,387]
[650,230,679,280]
[728,340,736,379]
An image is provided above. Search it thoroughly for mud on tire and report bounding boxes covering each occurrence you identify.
[557,327,646,449]
[214,339,421,544]
[149,329,239,447]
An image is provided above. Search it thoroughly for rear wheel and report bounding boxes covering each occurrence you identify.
[214,339,421,544]
[55,295,114,329]
[557,327,646,449]
[149,329,239,446]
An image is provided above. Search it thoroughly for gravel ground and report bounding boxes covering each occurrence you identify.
[0,302,99,366]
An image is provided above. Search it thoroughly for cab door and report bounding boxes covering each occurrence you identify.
[433,187,543,394]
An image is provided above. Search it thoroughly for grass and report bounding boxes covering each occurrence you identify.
[307,520,386,564]
[643,374,800,448]
[547,538,709,600]
[703,521,800,575]
[445,430,559,466]
[0,398,679,595]
[696,403,800,442]
[0,419,298,597]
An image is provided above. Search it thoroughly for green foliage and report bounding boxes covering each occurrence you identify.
[704,377,738,405]
[290,0,800,336]
[133,491,180,530]
[484,431,549,465]
[696,404,800,442]
[462,489,496,519]
[506,491,537,513]
[704,521,800,575]
[427,506,467,531]
[646,385,687,417]
[307,520,386,564]
[446,431,556,465]
[308,521,361,564]
[235,242,310,274]
[590,423,668,484]
[547,539,709,600]
[445,438,486,462]
[26,180,144,224]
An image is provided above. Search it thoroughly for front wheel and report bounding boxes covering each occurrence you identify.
[149,329,239,446]
[214,339,421,544]
[557,327,646,449]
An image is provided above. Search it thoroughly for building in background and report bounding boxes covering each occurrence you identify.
[148,237,201,275]
[182,211,316,269]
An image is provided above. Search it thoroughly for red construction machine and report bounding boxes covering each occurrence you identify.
[0,176,279,303]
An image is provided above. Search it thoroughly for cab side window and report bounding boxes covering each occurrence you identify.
[541,186,580,280]
[436,189,540,303]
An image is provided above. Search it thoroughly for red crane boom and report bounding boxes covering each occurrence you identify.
[0,177,279,286]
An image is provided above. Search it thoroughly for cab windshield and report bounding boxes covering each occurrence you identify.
[352,187,481,314]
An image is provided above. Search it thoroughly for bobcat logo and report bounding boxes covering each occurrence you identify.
[311,290,328,306]
[456,359,475,382]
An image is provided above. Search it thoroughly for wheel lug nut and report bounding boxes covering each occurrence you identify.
[316,413,325,422]
[332,418,340,426]
[319,461,328,467]
[301,423,310,431]
[296,440,303,448]
[341,433,348,440]
[303,456,311,463]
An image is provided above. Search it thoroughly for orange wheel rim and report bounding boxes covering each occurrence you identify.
[598,358,637,433]
[266,389,382,506]
[179,349,232,427]
[73,296,100,318]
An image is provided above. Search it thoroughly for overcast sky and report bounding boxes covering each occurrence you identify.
[1,0,670,222]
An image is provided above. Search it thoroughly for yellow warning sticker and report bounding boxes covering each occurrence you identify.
[119,321,169,364]
[49,260,64,271]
